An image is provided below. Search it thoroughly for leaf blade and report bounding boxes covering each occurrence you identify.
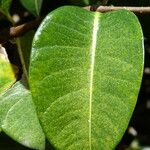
[20,0,42,16]
[0,46,16,94]
[0,0,12,17]
[0,81,45,150]
[29,6,144,149]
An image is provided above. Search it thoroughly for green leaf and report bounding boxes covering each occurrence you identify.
[20,0,42,16]
[0,46,16,94]
[29,6,144,149]
[0,0,12,21]
[0,0,12,16]
[0,81,45,150]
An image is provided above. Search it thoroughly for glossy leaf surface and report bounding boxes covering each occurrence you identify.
[0,81,45,150]
[29,6,144,149]
[0,46,15,94]
[20,0,42,16]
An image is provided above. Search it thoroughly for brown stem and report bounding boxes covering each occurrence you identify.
[0,17,43,44]
[84,6,150,14]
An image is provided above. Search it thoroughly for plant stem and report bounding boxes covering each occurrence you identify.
[0,13,31,83]
[0,18,43,44]
[84,6,150,14]
[15,38,29,83]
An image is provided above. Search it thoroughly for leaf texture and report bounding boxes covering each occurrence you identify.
[0,46,15,94]
[29,6,144,149]
[0,81,45,150]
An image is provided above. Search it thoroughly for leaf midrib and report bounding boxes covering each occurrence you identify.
[89,12,100,149]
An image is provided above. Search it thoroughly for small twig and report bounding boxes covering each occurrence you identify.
[84,6,150,14]
[0,17,43,44]
[0,6,150,44]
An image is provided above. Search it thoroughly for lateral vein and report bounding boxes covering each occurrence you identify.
[89,12,99,150]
